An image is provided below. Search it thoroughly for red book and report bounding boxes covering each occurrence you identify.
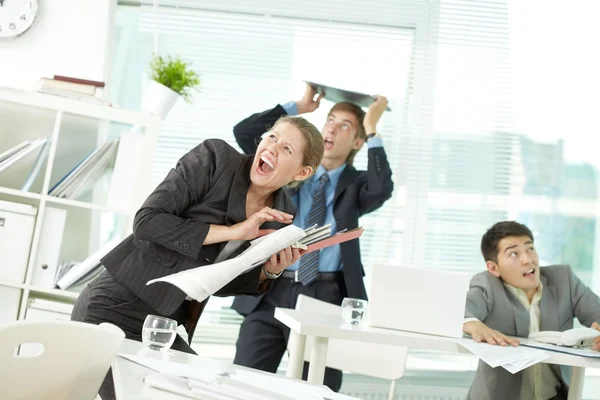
[53,75,105,88]
[305,227,365,253]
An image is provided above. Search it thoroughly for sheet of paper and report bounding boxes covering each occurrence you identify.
[146,225,306,301]
[144,373,202,399]
[228,369,336,400]
[521,341,600,358]
[121,353,360,400]
[502,351,553,374]
[119,353,223,382]
[455,338,551,373]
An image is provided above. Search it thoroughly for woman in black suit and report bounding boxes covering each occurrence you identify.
[71,116,324,400]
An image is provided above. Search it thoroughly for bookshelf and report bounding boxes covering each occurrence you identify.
[0,86,161,322]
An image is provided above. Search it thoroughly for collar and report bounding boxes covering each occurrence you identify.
[503,280,544,304]
[314,163,346,188]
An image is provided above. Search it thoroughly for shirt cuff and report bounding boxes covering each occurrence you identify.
[282,101,298,116]
[464,317,480,325]
[367,137,383,148]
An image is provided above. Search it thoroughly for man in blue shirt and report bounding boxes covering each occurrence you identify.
[231,84,394,391]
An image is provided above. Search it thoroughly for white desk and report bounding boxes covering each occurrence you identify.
[112,338,359,400]
[275,308,600,400]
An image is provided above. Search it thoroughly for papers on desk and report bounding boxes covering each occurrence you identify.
[521,341,600,358]
[147,224,364,302]
[455,338,551,374]
[119,353,356,400]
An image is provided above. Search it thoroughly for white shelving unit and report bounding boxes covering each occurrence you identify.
[0,86,161,322]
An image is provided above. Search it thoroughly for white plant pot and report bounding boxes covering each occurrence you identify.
[141,80,180,119]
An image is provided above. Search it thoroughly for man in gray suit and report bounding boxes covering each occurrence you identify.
[464,221,600,400]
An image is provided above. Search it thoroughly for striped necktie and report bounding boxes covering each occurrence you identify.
[297,173,330,285]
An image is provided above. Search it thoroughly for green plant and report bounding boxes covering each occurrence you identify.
[149,54,200,103]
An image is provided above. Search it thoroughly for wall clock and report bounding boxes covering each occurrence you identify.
[0,0,39,39]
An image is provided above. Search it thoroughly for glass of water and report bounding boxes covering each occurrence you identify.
[341,298,368,326]
[142,314,177,351]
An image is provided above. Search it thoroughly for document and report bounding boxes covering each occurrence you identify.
[521,340,600,358]
[122,353,360,400]
[147,225,306,301]
[147,225,364,302]
[455,338,551,373]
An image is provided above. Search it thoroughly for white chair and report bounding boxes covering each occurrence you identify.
[0,320,125,400]
[289,295,408,400]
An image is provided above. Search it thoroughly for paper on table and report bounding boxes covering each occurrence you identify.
[122,353,357,400]
[455,338,551,373]
[521,341,600,358]
[119,353,223,382]
[144,373,202,399]
[228,369,336,400]
[502,352,553,374]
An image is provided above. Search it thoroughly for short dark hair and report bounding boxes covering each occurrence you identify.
[480,221,534,263]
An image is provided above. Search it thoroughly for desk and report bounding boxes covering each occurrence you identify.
[112,338,359,400]
[275,308,600,400]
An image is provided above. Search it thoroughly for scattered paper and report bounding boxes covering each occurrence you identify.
[122,353,359,400]
[521,340,600,358]
[455,338,551,373]
[147,225,306,301]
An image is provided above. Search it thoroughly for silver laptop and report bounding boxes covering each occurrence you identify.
[367,264,470,338]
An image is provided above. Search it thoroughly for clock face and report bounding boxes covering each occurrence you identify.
[0,0,39,38]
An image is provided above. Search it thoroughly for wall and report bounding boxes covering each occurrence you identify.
[0,0,116,89]
[0,0,118,260]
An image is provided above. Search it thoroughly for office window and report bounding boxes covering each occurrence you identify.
[111,0,600,377]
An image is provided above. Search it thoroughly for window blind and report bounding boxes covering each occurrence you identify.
[112,0,600,352]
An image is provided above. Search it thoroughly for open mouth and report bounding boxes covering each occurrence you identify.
[523,268,535,277]
[258,154,275,175]
[324,137,334,150]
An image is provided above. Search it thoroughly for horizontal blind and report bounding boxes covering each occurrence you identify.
[132,3,424,297]
[113,0,600,346]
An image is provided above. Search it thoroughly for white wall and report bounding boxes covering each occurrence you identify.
[0,0,118,261]
[0,0,116,89]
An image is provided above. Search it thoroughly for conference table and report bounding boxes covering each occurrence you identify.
[275,308,600,400]
[112,338,360,400]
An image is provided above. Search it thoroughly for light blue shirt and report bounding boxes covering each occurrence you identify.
[281,101,383,272]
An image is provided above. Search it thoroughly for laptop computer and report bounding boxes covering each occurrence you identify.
[304,81,392,111]
[367,264,470,338]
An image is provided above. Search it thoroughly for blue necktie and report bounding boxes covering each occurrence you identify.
[297,173,330,285]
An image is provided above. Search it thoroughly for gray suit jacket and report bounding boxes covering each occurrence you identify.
[101,139,294,321]
[465,265,600,400]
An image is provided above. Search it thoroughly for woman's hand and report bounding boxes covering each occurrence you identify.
[263,246,304,276]
[232,207,293,241]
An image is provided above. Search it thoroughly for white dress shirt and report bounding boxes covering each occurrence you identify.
[503,283,561,400]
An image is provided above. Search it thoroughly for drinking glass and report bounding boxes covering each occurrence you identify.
[341,298,368,325]
[142,314,177,351]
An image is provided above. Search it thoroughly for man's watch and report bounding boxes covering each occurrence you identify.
[262,265,284,280]
[367,132,377,139]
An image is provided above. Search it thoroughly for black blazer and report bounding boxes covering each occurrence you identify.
[101,139,294,318]
[231,105,394,316]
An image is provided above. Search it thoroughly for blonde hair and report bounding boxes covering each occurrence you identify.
[272,116,324,187]
[328,102,366,166]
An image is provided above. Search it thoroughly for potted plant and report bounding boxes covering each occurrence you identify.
[142,54,201,119]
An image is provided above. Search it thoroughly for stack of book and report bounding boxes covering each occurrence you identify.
[0,138,50,191]
[37,75,110,106]
[49,139,119,199]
